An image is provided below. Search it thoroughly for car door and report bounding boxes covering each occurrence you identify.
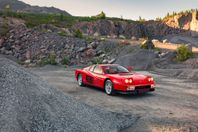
[84,65,95,85]
[91,65,106,88]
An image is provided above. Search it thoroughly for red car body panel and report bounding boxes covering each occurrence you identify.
[75,64,155,93]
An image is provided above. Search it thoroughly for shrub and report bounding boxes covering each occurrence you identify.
[140,39,149,49]
[39,58,49,66]
[58,31,67,37]
[91,57,103,64]
[48,54,57,65]
[85,36,94,43]
[176,45,192,61]
[61,57,70,65]
[74,29,83,38]
[91,11,106,20]
[40,54,57,66]
[0,24,9,36]
[140,39,154,49]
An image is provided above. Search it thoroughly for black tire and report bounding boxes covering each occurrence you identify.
[104,80,115,95]
[77,74,84,86]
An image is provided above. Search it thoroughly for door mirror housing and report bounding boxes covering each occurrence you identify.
[127,66,133,72]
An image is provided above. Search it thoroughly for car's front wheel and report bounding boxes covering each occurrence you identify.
[105,80,115,95]
[77,74,84,86]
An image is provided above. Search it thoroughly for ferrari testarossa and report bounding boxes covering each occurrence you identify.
[75,64,155,95]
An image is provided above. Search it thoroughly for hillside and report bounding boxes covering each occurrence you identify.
[0,0,71,16]
[0,1,198,81]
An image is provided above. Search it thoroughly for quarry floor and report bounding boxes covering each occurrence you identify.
[31,66,198,132]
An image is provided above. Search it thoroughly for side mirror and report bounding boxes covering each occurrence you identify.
[127,66,133,72]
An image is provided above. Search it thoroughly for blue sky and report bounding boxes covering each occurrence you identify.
[21,0,198,20]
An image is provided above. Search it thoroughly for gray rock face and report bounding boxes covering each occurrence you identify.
[190,12,198,37]
[115,49,157,70]
[0,56,136,132]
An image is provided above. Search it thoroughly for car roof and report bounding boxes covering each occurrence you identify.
[97,64,119,67]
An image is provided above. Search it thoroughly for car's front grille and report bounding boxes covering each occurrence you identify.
[135,85,151,90]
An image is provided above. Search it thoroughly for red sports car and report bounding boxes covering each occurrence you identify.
[75,64,155,95]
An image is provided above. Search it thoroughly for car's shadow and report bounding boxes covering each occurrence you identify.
[82,85,156,99]
[117,92,155,99]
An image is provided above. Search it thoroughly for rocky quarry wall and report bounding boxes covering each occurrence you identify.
[152,40,198,53]
[74,12,198,39]
[190,12,198,37]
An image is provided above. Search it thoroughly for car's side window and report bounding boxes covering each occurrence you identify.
[89,65,95,72]
[93,65,103,74]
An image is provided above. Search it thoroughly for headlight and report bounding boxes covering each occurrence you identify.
[125,79,133,84]
[148,77,154,82]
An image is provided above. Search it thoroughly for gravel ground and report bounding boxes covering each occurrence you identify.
[0,56,137,132]
[31,65,198,132]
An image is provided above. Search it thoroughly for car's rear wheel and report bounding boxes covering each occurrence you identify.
[78,74,84,86]
[105,80,115,95]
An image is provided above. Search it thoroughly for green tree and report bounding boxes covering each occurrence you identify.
[166,13,170,17]
[96,11,106,19]
[4,4,11,16]
[156,17,162,21]
[139,16,145,23]
[60,13,64,21]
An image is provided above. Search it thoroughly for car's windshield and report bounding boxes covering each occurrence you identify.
[102,65,129,74]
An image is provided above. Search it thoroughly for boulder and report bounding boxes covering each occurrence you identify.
[102,59,108,64]
[131,36,138,40]
[115,49,157,70]
[163,39,168,43]
[77,47,87,52]
[86,49,96,57]
[119,35,126,39]
[108,58,116,64]
[99,54,106,58]
[24,59,31,64]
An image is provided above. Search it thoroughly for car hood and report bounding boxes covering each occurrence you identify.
[107,73,148,80]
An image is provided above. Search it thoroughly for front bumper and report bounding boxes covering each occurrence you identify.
[113,83,155,94]
[116,88,155,94]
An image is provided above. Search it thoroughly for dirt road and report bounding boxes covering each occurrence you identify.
[31,66,198,132]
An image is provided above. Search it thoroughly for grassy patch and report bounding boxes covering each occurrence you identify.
[0,11,138,28]
[74,29,83,38]
[0,11,101,28]
[61,57,70,65]
[39,54,57,66]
